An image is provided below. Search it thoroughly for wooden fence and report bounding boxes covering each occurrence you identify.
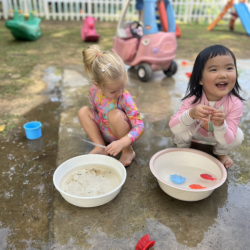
[0,0,250,23]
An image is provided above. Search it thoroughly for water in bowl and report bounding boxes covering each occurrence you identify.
[60,164,122,197]
[160,165,219,189]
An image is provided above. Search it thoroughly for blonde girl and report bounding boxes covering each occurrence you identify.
[78,45,145,167]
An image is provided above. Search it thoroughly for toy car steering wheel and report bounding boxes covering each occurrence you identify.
[129,21,143,39]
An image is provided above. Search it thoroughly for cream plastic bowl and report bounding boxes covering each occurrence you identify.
[53,155,126,207]
[150,148,227,201]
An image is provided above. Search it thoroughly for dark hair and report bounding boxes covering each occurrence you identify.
[182,44,245,103]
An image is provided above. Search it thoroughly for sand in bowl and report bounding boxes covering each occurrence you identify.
[60,164,122,197]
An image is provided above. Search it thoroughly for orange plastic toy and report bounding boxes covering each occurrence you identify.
[207,0,234,31]
[157,0,181,37]
[176,23,181,37]
[207,0,248,33]
[181,61,194,66]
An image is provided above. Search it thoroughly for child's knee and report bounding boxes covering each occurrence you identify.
[233,127,244,147]
[173,132,192,147]
[78,106,91,118]
[108,109,125,125]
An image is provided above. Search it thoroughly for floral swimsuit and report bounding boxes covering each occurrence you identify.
[89,85,145,143]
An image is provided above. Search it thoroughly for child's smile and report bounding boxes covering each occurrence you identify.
[200,55,236,101]
[216,81,227,89]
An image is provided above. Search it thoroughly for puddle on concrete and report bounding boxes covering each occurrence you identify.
[1,61,250,249]
[52,60,250,250]
[42,67,62,102]
[129,60,250,248]
[0,67,62,249]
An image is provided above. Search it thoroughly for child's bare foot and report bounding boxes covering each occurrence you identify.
[119,146,135,167]
[217,155,233,169]
[89,146,108,155]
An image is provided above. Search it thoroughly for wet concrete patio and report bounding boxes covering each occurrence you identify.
[1,60,250,249]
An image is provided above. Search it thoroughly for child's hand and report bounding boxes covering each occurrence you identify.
[105,140,124,156]
[210,110,225,126]
[189,105,215,122]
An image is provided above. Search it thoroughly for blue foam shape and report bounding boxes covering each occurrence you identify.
[170,174,186,184]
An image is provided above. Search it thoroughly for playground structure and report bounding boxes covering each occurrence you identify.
[113,0,178,82]
[157,0,181,37]
[5,9,41,41]
[207,0,250,36]
[81,16,100,42]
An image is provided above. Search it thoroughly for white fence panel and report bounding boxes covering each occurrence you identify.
[172,0,189,23]
[173,0,250,23]
[1,0,250,24]
[0,0,6,19]
[5,0,45,17]
[40,0,134,21]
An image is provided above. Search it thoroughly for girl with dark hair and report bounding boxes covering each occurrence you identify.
[169,45,244,168]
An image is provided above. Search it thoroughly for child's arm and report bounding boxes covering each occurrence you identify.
[212,100,243,145]
[170,97,215,134]
[120,91,145,144]
[169,97,196,134]
[105,92,144,156]
[88,85,96,107]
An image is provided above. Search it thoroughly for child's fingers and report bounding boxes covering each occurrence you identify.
[212,110,224,115]
[106,149,112,154]
[105,146,114,154]
[109,151,115,156]
[202,106,216,112]
[197,111,210,119]
[210,118,221,123]
[211,113,223,118]
[109,148,119,156]
[199,113,209,118]
[113,151,118,156]
[211,113,224,119]
[201,118,209,123]
[211,116,223,120]
[199,108,214,116]
[210,117,224,124]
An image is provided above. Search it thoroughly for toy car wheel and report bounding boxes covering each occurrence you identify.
[137,63,152,82]
[163,61,178,77]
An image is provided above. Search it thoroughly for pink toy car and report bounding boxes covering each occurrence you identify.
[112,0,177,82]
[81,16,100,42]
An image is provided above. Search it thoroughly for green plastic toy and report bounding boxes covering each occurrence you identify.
[5,9,41,41]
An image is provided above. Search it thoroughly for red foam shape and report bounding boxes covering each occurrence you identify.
[135,234,155,250]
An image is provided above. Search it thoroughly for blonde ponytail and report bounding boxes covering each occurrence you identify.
[82,45,128,88]
[82,45,102,77]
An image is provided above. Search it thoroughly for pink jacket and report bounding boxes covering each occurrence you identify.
[169,92,243,145]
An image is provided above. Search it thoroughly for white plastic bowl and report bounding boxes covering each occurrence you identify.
[53,155,126,207]
[150,148,227,201]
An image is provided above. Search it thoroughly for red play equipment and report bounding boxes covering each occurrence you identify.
[81,16,100,42]
[157,0,181,37]
[207,0,250,36]
[176,24,181,37]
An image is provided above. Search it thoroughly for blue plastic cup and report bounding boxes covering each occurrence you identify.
[23,121,42,140]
